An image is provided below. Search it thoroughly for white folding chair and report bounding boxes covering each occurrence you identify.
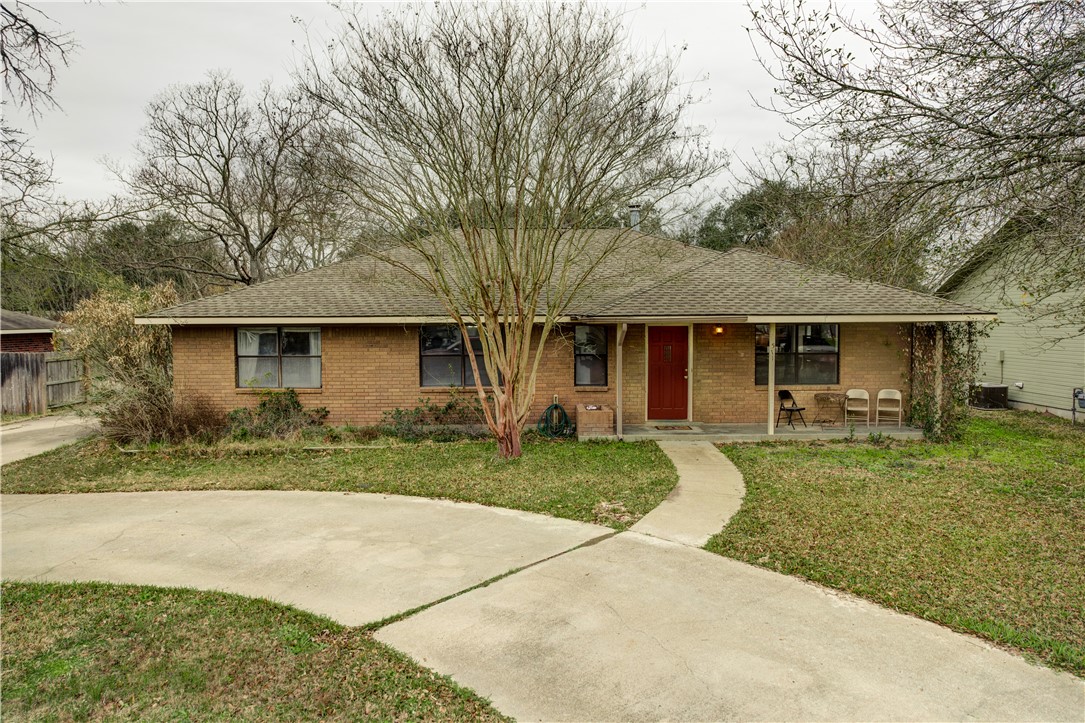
[844,388,870,427]
[876,389,903,428]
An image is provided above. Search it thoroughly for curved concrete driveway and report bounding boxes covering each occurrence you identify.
[3,452,1083,721]
[1,414,98,465]
[1,491,610,625]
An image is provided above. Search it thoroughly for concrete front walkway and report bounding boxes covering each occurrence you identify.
[630,440,744,547]
[1,491,610,625]
[0,414,98,465]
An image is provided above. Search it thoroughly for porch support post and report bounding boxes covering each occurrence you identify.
[933,322,944,438]
[767,322,776,435]
[616,323,627,440]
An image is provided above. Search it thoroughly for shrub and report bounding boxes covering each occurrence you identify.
[97,366,226,445]
[228,389,329,440]
[56,282,226,445]
[909,321,988,440]
[380,395,487,441]
[58,282,178,384]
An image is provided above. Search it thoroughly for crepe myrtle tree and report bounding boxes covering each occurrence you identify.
[304,3,723,458]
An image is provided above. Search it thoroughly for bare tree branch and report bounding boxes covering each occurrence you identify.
[123,71,355,285]
[749,0,1085,334]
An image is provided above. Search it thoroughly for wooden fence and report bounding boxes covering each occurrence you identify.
[1,352,86,415]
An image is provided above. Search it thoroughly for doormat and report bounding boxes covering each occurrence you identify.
[655,425,693,430]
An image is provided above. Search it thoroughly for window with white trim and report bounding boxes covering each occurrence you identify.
[236,327,321,388]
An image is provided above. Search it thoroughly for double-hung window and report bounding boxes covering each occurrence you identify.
[419,324,492,387]
[754,324,839,385]
[237,327,321,388]
[573,325,607,386]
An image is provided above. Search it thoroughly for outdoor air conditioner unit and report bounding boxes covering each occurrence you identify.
[971,383,1009,409]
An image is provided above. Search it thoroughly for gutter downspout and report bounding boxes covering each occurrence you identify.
[616,323,627,440]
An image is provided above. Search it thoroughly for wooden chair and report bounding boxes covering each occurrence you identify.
[776,390,807,429]
[844,389,870,427]
[876,389,903,427]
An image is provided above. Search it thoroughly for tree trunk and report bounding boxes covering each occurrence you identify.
[494,395,524,459]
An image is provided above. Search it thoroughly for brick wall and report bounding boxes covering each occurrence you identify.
[0,333,54,353]
[172,321,910,427]
[690,322,911,424]
[172,324,616,426]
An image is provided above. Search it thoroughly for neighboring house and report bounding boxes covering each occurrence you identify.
[939,242,1085,420]
[136,232,993,436]
[0,309,62,353]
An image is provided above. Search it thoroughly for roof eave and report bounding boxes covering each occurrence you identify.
[575,313,997,323]
[135,314,572,326]
[744,313,997,323]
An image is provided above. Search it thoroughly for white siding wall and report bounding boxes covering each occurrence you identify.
[950,261,1085,416]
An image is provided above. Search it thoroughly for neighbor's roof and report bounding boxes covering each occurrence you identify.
[0,308,63,333]
[936,210,1049,296]
[138,231,993,324]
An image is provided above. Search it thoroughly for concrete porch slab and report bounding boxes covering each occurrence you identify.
[623,422,924,443]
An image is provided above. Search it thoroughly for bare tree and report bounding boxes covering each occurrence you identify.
[304,3,723,458]
[124,72,348,285]
[1,1,73,220]
[1,1,73,116]
[694,140,948,288]
[750,0,1085,333]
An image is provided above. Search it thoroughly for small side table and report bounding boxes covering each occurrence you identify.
[814,392,847,426]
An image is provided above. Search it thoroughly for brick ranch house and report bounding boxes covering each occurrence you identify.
[0,309,62,353]
[136,232,994,437]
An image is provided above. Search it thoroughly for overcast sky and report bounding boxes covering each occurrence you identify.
[10,1,797,201]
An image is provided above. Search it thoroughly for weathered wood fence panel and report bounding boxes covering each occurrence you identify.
[1,352,86,415]
[45,354,86,408]
[1,353,46,415]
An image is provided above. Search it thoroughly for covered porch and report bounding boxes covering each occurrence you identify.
[604,318,928,440]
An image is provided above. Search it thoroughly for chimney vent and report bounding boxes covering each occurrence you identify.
[628,204,642,231]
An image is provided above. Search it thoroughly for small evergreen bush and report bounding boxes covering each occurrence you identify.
[228,389,329,440]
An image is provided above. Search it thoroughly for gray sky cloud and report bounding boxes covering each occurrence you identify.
[10,1,793,201]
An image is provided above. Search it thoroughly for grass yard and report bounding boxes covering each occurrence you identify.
[1,581,505,722]
[0,438,677,530]
[707,410,1085,675]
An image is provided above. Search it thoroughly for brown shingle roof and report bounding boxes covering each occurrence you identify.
[141,232,991,321]
[0,308,63,331]
[581,247,989,318]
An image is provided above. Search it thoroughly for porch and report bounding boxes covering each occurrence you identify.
[621,422,925,443]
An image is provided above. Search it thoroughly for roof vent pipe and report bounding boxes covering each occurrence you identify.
[628,204,641,231]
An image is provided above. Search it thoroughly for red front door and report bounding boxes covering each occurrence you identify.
[647,326,688,420]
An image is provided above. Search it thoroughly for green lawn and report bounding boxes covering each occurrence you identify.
[0,438,677,530]
[1,581,505,722]
[707,410,1085,675]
